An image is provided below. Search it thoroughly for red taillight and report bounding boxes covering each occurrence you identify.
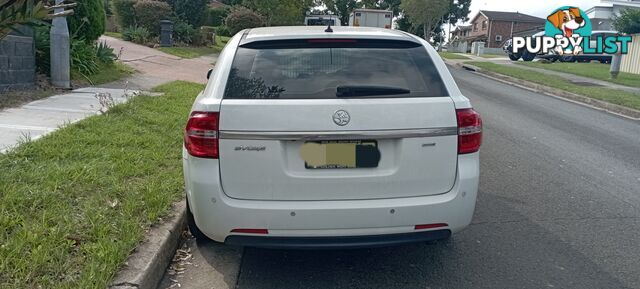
[415,223,448,230]
[185,111,219,158]
[384,24,391,29]
[230,228,269,234]
[456,108,482,154]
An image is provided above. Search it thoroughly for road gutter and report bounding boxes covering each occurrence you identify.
[109,201,187,289]
[446,60,640,121]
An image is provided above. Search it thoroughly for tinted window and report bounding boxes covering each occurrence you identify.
[307,19,336,26]
[224,39,448,99]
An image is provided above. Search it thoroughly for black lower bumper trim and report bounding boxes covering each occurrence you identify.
[224,229,451,249]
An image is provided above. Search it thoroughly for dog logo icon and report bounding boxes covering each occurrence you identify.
[547,7,585,38]
[545,6,592,55]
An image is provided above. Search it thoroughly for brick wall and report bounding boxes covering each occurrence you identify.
[0,27,36,91]
[469,14,489,38]
[487,21,544,48]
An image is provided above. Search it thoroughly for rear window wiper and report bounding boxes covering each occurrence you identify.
[336,86,411,97]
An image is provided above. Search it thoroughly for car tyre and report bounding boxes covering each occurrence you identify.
[187,201,211,241]
[522,51,536,62]
[508,53,521,61]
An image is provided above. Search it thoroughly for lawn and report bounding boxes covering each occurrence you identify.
[467,61,640,110]
[157,36,231,59]
[516,61,640,88]
[72,62,135,86]
[438,52,470,60]
[104,32,122,39]
[0,81,202,288]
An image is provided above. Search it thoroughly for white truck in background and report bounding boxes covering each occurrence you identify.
[349,9,393,29]
[304,15,342,26]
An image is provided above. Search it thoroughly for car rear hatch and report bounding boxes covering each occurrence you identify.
[218,38,458,201]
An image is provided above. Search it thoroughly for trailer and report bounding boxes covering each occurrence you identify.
[348,9,393,29]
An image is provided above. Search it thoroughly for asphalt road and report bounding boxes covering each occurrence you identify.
[160,66,640,289]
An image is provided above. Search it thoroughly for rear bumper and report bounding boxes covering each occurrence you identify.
[225,230,451,249]
[184,149,479,246]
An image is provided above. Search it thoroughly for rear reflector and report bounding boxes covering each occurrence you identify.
[230,228,269,234]
[185,111,219,158]
[415,223,448,230]
[456,108,482,154]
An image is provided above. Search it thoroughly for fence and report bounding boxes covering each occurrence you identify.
[620,34,640,75]
[0,27,36,91]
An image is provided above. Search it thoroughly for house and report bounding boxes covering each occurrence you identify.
[448,25,472,52]
[467,11,545,50]
[587,0,640,30]
[585,6,616,30]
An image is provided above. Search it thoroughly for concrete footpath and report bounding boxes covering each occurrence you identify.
[1,36,216,153]
[0,87,135,152]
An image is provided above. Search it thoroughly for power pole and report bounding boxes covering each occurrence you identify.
[50,0,76,88]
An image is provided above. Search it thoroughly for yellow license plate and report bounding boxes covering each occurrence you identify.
[300,140,380,169]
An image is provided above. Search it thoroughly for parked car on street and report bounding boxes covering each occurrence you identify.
[183,26,482,249]
[504,30,619,63]
[349,9,393,28]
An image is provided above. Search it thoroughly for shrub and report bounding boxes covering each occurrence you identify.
[34,26,51,75]
[96,41,116,64]
[68,0,106,42]
[215,25,231,37]
[112,0,137,30]
[71,40,100,77]
[225,7,263,36]
[204,8,228,27]
[613,9,640,35]
[173,21,197,44]
[122,25,150,44]
[171,0,208,27]
[133,0,172,36]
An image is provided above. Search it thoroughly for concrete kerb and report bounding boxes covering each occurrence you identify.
[448,60,640,121]
[109,201,187,289]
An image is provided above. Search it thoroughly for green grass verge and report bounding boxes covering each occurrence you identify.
[0,81,203,288]
[516,61,640,88]
[157,36,231,59]
[467,61,640,110]
[438,52,470,60]
[478,54,504,59]
[104,32,122,39]
[72,62,135,86]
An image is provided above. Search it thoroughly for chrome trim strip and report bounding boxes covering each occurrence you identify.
[219,127,458,141]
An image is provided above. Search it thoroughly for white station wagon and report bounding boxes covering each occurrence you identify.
[183,26,482,249]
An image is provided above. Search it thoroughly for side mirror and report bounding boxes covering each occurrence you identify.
[207,69,213,80]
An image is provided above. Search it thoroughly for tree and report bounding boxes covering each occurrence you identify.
[243,0,313,26]
[172,0,209,27]
[400,0,449,41]
[68,0,106,42]
[225,6,263,35]
[323,0,359,26]
[613,8,640,34]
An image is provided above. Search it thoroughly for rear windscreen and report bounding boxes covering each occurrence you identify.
[223,39,448,99]
[306,19,336,26]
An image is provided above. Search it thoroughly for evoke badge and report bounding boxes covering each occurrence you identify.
[333,110,350,126]
[235,146,266,152]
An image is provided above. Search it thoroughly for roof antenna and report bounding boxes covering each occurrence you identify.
[325,24,333,33]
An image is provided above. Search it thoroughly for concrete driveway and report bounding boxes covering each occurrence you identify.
[99,36,216,89]
[160,65,640,289]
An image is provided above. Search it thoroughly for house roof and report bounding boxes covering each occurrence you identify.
[454,25,472,32]
[474,10,545,24]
